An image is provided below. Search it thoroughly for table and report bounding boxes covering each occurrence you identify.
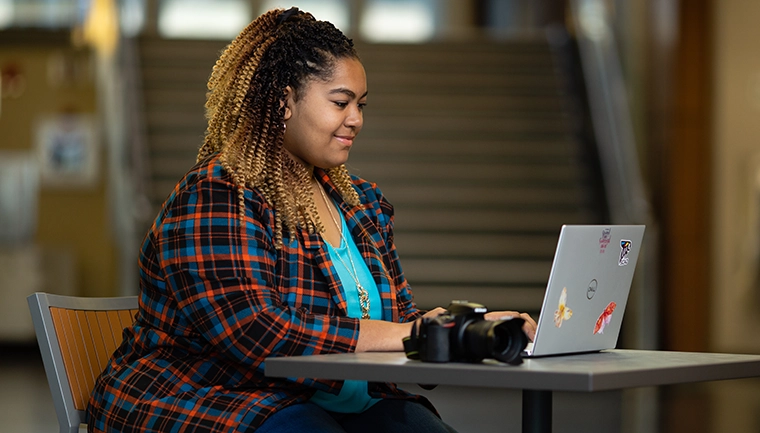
[265,349,760,433]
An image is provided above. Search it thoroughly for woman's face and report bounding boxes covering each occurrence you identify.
[282,57,367,170]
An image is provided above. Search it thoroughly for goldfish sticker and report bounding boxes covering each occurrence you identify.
[593,302,617,334]
[554,287,573,327]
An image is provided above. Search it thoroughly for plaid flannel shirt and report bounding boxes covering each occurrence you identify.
[86,155,431,433]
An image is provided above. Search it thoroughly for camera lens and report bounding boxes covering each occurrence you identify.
[489,319,528,364]
[462,318,528,365]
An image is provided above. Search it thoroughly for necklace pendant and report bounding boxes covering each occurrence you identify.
[357,283,370,319]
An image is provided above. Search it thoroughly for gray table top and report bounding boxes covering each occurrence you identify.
[265,349,760,392]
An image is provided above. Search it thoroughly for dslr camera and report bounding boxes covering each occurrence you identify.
[403,301,528,365]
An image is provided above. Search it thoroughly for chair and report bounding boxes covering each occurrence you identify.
[27,292,138,433]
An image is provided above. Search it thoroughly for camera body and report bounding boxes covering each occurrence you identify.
[404,301,528,365]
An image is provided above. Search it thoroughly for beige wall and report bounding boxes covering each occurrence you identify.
[0,45,117,300]
[712,1,760,353]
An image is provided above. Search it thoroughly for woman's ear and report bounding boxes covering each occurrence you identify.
[282,86,294,121]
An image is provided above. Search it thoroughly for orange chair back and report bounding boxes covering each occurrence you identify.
[49,306,137,410]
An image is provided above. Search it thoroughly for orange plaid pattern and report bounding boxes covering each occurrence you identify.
[86,155,430,432]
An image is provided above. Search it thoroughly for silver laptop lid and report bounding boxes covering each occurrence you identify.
[524,225,645,357]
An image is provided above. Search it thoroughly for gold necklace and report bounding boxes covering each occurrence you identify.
[316,180,371,319]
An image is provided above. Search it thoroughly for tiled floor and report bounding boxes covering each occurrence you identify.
[3,343,759,433]
[1,344,60,433]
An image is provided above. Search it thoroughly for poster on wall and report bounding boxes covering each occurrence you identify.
[35,112,99,189]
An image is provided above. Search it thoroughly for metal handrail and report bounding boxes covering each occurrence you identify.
[91,32,151,297]
[117,35,153,296]
[569,0,651,225]
[567,0,659,351]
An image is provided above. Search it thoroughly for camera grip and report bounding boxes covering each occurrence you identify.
[420,323,451,363]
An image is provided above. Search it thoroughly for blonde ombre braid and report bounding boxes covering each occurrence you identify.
[198,8,361,248]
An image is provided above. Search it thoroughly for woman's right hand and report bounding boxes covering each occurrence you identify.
[354,307,449,353]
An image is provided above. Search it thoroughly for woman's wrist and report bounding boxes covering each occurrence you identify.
[355,320,413,352]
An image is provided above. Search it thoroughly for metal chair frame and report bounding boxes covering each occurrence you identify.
[27,292,138,433]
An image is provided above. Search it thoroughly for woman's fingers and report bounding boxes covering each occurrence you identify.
[421,307,448,319]
[484,310,537,341]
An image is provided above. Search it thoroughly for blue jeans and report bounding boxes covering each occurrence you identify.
[256,399,458,433]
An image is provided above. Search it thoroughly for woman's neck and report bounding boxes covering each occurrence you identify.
[283,148,315,177]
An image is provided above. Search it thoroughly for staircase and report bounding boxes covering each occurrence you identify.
[136,37,602,313]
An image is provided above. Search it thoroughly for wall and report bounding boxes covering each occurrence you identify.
[0,38,117,307]
[711,1,760,353]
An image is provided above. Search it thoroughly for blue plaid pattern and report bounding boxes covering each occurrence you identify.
[86,155,432,432]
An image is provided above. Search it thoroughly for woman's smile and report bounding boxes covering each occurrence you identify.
[334,134,355,147]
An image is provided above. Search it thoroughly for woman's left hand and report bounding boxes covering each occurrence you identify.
[484,311,538,342]
[420,307,448,319]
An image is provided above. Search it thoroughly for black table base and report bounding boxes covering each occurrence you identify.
[522,390,552,433]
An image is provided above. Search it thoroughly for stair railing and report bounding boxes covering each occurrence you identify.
[567,0,659,351]
[91,33,152,297]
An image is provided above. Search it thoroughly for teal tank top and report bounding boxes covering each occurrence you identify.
[309,205,382,413]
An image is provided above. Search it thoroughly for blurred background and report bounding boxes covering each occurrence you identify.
[1,0,759,432]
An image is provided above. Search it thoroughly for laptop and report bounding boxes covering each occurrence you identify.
[522,225,645,357]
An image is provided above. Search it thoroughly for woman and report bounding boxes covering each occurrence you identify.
[87,8,535,433]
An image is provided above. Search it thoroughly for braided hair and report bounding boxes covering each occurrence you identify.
[198,8,362,248]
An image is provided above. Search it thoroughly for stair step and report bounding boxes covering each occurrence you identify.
[401,258,551,286]
[357,43,554,66]
[353,137,578,157]
[408,284,546,312]
[142,89,567,112]
[147,134,579,156]
[395,232,558,259]
[366,94,565,112]
[145,179,588,209]
[367,72,558,89]
[137,38,553,64]
[377,184,586,208]
[149,158,583,189]
[394,208,594,232]
[140,66,557,85]
[347,161,581,184]
[360,114,570,134]
[142,111,570,135]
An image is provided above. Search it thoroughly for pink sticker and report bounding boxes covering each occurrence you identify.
[593,302,616,334]
[599,228,611,253]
